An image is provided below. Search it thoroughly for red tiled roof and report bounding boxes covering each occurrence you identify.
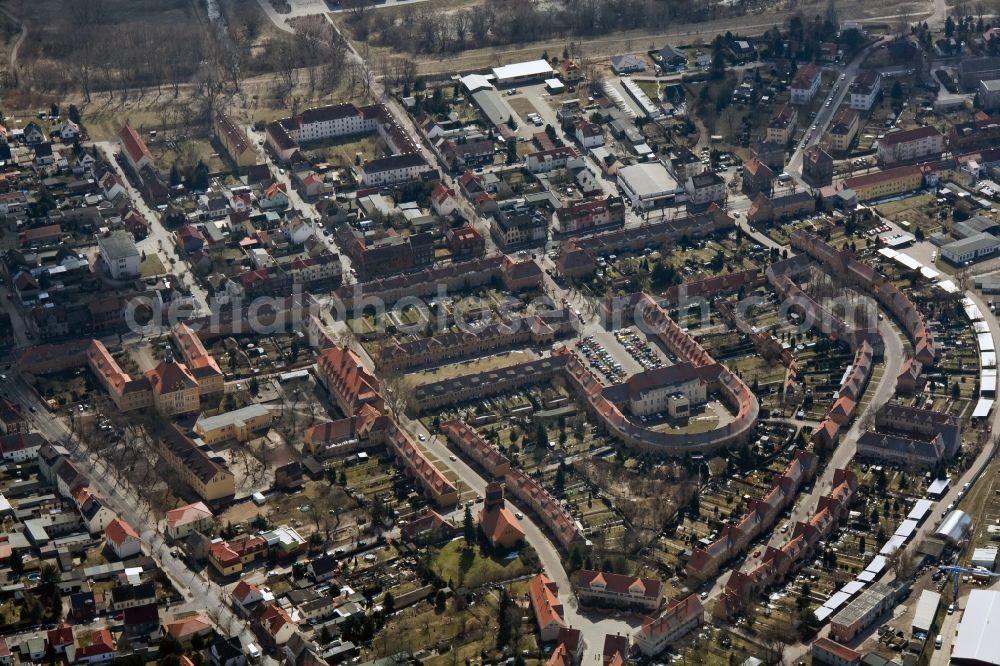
[637,594,702,641]
[118,125,153,166]
[878,125,942,146]
[75,629,114,659]
[145,360,198,395]
[165,613,212,641]
[47,623,74,647]
[478,503,525,547]
[232,580,261,604]
[105,518,139,546]
[814,636,861,662]
[576,569,663,600]
[529,573,566,629]
[844,164,923,189]
[165,502,212,529]
[790,63,820,90]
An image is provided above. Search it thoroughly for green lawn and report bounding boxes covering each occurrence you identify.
[429,539,533,588]
[141,254,166,277]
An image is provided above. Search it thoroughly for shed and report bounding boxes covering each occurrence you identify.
[971,547,998,571]
[545,78,566,94]
[927,478,950,499]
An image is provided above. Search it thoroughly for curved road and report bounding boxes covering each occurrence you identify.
[159,0,967,659]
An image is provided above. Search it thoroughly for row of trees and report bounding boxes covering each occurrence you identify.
[344,0,753,55]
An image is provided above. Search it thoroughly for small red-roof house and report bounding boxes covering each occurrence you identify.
[252,604,296,646]
[431,183,457,216]
[165,502,214,540]
[105,518,142,559]
[812,636,861,666]
[72,628,115,664]
[47,624,74,654]
[118,125,154,174]
[164,613,214,645]
[231,580,273,616]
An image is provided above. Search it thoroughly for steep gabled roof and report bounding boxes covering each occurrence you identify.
[105,518,139,547]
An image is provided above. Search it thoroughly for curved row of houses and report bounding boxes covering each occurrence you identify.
[813,340,878,449]
[557,348,757,455]
[685,450,818,584]
[439,419,588,552]
[713,468,858,620]
[314,343,458,507]
[405,286,757,458]
[556,294,760,455]
[766,256,883,355]
[766,253,882,449]
[790,229,936,367]
[415,297,759,456]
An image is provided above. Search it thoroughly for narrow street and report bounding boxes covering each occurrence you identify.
[92,141,211,318]
[786,36,894,182]
[2,373,275,665]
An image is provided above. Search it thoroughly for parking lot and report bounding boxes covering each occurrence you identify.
[505,83,563,140]
[575,336,627,384]
[614,326,666,371]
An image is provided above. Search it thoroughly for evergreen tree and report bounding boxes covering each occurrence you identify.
[463,505,476,546]
[383,591,395,615]
[535,422,548,449]
[10,551,23,576]
[497,590,512,648]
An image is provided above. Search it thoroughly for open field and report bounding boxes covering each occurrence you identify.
[152,135,228,173]
[331,0,932,77]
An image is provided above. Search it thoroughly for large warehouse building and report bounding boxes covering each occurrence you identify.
[491,60,555,86]
[952,590,1000,666]
[616,162,682,210]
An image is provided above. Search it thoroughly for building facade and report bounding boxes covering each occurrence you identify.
[876,126,944,166]
[790,64,822,104]
[766,103,798,144]
[849,70,881,110]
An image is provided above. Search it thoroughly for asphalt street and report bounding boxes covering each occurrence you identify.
[0,373,275,666]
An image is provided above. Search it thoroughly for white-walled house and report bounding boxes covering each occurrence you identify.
[105,518,142,559]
